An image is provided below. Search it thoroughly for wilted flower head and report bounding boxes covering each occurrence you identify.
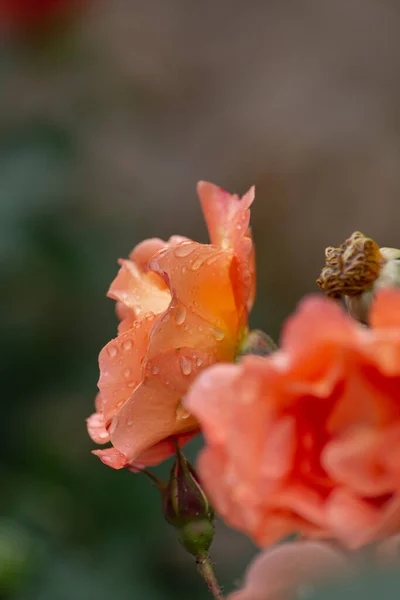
[185,288,400,549]
[87,182,255,470]
[317,231,400,323]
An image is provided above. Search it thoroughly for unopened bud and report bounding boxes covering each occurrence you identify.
[163,447,214,557]
[237,329,277,359]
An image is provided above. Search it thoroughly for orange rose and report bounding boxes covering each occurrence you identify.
[185,288,400,549]
[228,541,347,600]
[87,181,255,469]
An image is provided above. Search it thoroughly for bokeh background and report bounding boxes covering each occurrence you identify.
[3,1,400,598]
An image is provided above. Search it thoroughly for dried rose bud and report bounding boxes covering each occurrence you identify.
[163,447,214,557]
[317,232,400,324]
[316,231,382,299]
[237,329,277,358]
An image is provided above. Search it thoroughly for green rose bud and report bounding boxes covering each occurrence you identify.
[163,447,214,557]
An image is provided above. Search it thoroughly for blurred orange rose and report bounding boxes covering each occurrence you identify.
[87,181,255,469]
[185,288,400,549]
[228,541,347,600]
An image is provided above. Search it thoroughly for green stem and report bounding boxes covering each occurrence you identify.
[196,554,224,599]
[139,468,166,491]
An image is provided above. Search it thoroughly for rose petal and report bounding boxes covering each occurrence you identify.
[197,181,254,251]
[92,447,129,470]
[370,287,400,329]
[150,241,240,333]
[98,315,156,425]
[322,426,400,497]
[87,411,110,444]
[108,259,170,321]
[229,541,347,600]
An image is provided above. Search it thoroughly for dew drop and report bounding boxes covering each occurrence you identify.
[133,320,141,328]
[123,339,133,351]
[116,399,124,407]
[183,324,189,331]
[174,243,196,258]
[109,418,119,435]
[191,255,207,271]
[180,356,192,376]
[176,402,191,420]
[127,419,133,427]
[145,311,155,320]
[210,327,225,341]
[196,358,203,367]
[181,266,188,274]
[205,253,221,266]
[123,367,132,378]
[99,431,109,440]
[107,345,118,358]
[164,379,170,386]
[127,381,135,388]
[151,366,160,375]
[175,305,186,325]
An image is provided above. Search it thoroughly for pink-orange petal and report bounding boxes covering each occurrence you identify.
[228,542,347,600]
[150,241,239,333]
[98,314,156,425]
[128,238,166,269]
[281,295,356,356]
[322,426,400,497]
[370,287,400,330]
[131,431,198,468]
[184,362,243,445]
[109,378,198,462]
[108,259,170,320]
[197,181,254,251]
[87,412,110,445]
[325,488,383,548]
[92,447,130,470]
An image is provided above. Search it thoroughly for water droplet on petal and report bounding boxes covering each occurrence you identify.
[174,243,196,258]
[205,253,221,266]
[176,402,191,420]
[183,324,189,331]
[164,379,170,386]
[175,305,186,325]
[210,327,225,341]
[181,266,188,274]
[99,430,109,440]
[145,311,155,320]
[133,320,141,328]
[127,381,135,388]
[191,255,207,271]
[127,419,133,427]
[152,366,159,375]
[109,418,119,435]
[107,345,118,358]
[180,356,192,376]
[196,358,203,367]
[123,339,133,351]
[123,367,132,378]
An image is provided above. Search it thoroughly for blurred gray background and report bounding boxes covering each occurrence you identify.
[2,0,400,598]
